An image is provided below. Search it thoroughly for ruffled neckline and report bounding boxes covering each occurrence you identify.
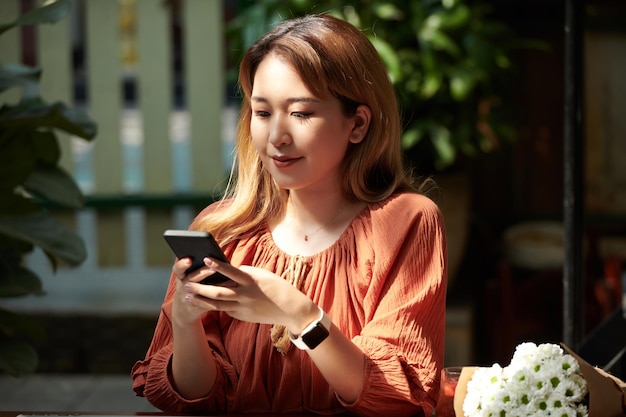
[259,202,372,261]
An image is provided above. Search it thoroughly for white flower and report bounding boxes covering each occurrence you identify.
[462,342,589,417]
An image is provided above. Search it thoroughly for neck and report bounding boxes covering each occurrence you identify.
[271,193,366,255]
[287,191,346,226]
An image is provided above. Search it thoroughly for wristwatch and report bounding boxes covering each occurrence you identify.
[288,306,331,350]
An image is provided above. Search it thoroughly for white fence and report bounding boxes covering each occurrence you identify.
[0,0,233,315]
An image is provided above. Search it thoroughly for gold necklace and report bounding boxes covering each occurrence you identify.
[293,203,347,242]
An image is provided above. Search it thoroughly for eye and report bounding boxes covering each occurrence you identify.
[292,111,312,119]
[254,110,270,118]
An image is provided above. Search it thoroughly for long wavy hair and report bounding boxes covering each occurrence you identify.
[196,14,423,245]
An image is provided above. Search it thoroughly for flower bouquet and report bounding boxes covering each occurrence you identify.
[451,342,626,417]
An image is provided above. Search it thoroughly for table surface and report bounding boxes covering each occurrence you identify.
[0,375,323,417]
[0,374,158,413]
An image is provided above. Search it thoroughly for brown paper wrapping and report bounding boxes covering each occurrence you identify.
[452,345,626,417]
[561,344,626,417]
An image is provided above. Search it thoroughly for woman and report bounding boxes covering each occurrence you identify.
[132,13,447,417]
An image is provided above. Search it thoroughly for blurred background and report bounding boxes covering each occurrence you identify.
[0,0,624,409]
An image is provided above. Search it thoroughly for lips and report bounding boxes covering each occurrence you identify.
[271,155,302,168]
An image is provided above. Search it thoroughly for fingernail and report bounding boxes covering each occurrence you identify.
[184,283,192,290]
[204,258,215,270]
[185,293,193,303]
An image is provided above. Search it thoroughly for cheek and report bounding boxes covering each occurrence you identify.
[249,122,266,152]
[250,137,265,156]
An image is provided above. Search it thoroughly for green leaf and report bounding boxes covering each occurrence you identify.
[341,5,362,28]
[32,130,61,165]
[401,126,425,149]
[495,52,512,69]
[369,37,402,84]
[374,3,404,21]
[0,130,37,192]
[421,72,443,99]
[0,263,44,297]
[0,64,41,94]
[449,67,477,100]
[0,210,87,266]
[0,99,97,140]
[0,339,38,377]
[420,46,437,72]
[430,126,456,169]
[0,230,34,254]
[420,27,460,56]
[0,0,72,36]
[436,5,470,29]
[23,165,84,209]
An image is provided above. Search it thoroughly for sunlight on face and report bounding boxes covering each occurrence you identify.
[250,53,356,194]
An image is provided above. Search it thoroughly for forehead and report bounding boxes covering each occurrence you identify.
[251,52,330,99]
[252,54,314,96]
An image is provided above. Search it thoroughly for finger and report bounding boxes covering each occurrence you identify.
[185,266,213,284]
[172,258,211,284]
[184,288,239,311]
[203,257,252,285]
[184,280,237,300]
[172,257,193,279]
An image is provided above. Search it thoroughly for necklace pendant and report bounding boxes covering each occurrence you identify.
[304,235,309,242]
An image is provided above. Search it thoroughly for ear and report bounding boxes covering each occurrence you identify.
[349,104,372,144]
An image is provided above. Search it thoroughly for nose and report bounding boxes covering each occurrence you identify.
[268,114,292,147]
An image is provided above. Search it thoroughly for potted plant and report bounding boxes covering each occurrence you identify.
[0,0,97,376]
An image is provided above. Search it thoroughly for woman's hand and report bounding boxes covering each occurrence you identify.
[170,257,229,328]
[170,256,224,399]
[175,257,319,334]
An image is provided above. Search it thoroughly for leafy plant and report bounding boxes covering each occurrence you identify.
[227,0,541,173]
[0,0,97,376]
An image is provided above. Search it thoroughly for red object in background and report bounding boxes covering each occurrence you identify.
[435,367,461,417]
[594,256,623,319]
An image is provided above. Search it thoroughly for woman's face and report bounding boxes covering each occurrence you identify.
[249,53,361,194]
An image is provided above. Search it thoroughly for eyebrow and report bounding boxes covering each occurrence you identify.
[251,96,321,104]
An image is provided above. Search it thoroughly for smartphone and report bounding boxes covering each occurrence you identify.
[163,229,230,285]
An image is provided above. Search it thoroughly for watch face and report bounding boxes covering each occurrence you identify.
[301,322,330,349]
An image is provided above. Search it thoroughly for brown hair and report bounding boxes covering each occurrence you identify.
[196,14,420,244]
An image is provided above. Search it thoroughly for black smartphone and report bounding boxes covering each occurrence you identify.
[163,229,230,285]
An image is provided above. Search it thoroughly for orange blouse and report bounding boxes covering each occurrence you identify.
[132,192,447,416]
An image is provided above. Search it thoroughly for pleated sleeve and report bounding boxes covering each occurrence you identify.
[340,193,447,417]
